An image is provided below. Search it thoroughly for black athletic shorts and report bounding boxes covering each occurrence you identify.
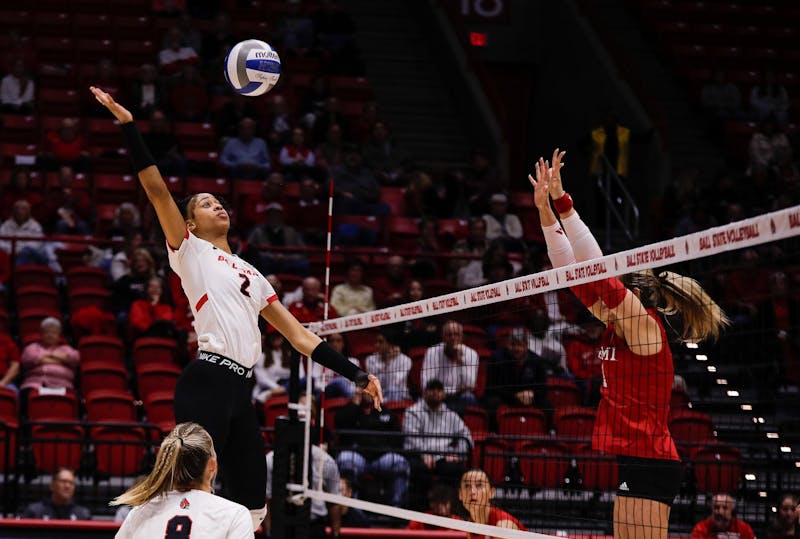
[616,456,682,506]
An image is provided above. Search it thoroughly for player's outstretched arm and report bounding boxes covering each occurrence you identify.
[89,86,187,250]
[260,302,384,409]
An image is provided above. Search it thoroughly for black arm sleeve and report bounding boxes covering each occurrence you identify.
[311,341,368,388]
[121,122,156,173]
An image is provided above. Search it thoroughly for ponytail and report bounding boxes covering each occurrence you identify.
[111,422,215,507]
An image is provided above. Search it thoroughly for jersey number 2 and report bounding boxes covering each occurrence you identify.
[238,273,251,297]
[165,515,192,538]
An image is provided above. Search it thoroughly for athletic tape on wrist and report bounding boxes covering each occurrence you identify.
[552,192,574,214]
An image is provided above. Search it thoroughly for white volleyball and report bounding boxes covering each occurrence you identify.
[224,39,281,97]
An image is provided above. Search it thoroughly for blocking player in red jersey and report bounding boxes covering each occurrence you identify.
[91,86,383,533]
[530,149,728,539]
[458,468,526,539]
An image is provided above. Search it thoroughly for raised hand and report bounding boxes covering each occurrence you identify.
[362,374,384,411]
[89,86,133,124]
[529,157,552,211]
[549,148,567,199]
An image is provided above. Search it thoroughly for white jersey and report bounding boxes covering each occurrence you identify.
[116,489,252,539]
[168,231,278,368]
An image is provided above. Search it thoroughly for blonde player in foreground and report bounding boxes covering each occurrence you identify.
[113,422,251,538]
[90,86,383,532]
[530,149,728,539]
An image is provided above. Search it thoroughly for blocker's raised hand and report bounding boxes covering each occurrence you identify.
[529,157,552,211]
[89,86,133,124]
[549,148,567,199]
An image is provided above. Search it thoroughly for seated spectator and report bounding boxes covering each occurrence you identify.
[401,280,440,350]
[323,332,361,399]
[42,118,92,173]
[691,493,755,539]
[482,193,523,252]
[143,109,187,176]
[0,200,48,266]
[0,58,34,114]
[750,70,789,124]
[526,306,568,375]
[564,318,604,406]
[158,27,199,77]
[362,121,410,186]
[406,483,461,530]
[128,276,176,341]
[300,76,331,128]
[109,202,143,241]
[748,116,793,172]
[372,255,409,308]
[110,232,144,282]
[701,69,742,121]
[450,218,489,288]
[458,468,526,535]
[331,145,390,216]
[411,218,441,281]
[364,325,411,403]
[20,318,80,394]
[279,127,316,182]
[335,388,410,508]
[485,328,550,427]
[339,477,369,528]
[21,467,90,521]
[1,167,44,222]
[111,247,157,316]
[315,123,345,170]
[422,321,479,412]
[765,494,798,539]
[289,277,339,324]
[330,259,375,316]
[215,94,261,140]
[220,117,271,179]
[0,331,20,392]
[127,63,166,118]
[297,176,327,245]
[44,166,92,231]
[404,379,472,504]
[53,208,90,236]
[350,100,377,145]
[312,97,350,146]
[464,150,503,215]
[246,203,309,275]
[251,329,291,404]
[265,95,293,150]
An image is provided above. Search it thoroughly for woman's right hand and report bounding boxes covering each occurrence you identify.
[529,157,552,210]
[89,86,133,124]
[549,148,567,199]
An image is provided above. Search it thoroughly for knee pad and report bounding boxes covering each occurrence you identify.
[250,505,268,532]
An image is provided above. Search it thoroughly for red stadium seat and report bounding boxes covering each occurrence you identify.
[519,439,569,489]
[462,406,490,442]
[0,423,17,472]
[693,444,742,494]
[116,39,158,67]
[68,287,112,314]
[17,309,62,345]
[0,143,38,168]
[329,76,374,101]
[34,12,72,38]
[0,10,33,34]
[384,399,414,429]
[462,324,489,350]
[112,15,155,40]
[27,389,79,421]
[85,389,137,424]
[142,391,176,435]
[669,409,715,456]
[546,377,582,410]
[66,266,110,291]
[185,177,232,198]
[86,118,125,152]
[0,387,18,427]
[15,286,60,313]
[380,187,406,217]
[136,363,181,402]
[480,438,509,484]
[174,122,217,151]
[76,38,115,64]
[263,394,289,437]
[322,397,350,433]
[13,265,56,291]
[421,279,456,297]
[93,174,139,206]
[554,406,596,448]
[386,217,419,250]
[0,115,38,144]
[576,446,618,491]
[497,406,547,441]
[79,335,125,368]
[37,88,81,117]
[93,425,147,476]
[30,424,83,473]
[80,362,128,396]
[73,13,112,38]
[132,337,178,369]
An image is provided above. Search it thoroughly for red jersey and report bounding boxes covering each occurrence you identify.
[592,309,679,461]
[467,507,526,539]
[0,334,20,376]
[407,513,461,531]
[565,337,602,380]
[691,517,755,539]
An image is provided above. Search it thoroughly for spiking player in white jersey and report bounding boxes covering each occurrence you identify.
[114,423,252,539]
[91,86,384,533]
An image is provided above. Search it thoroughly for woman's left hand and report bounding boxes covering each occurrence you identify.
[362,374,384,411]
[529,157,552,210]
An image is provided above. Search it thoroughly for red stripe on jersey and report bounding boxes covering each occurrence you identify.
[266,294,279,304]
[167,229,190,252]
[195,293,209,312]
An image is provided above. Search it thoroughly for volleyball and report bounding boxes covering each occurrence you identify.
[224,39,281,96]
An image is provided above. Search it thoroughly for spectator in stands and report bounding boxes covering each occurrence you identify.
[691,493,755,539]
[324,332,361,399]
[421,321,479,413]
[458,468,526,534]
[21,467,90,521]
[0,331,20,392]
[110,231,144,282]
[372,255,409,308]
[482,193,524,252]
[42,117,92,173]
[247,202,309,275]
[0,58,34,114]
[338,477,369,527]
[701,69,742,121]
[406,483,461,530]
[401,280,440,350]
[404,379,473,498]
[128,276,176,341]
[464,150,503,215]
[527,306,568,375]
[765,494,799,539]
[362,121,410,186]
[215,94,261,141]
[251,328,291,404]
[266,95,293,149]
[750,70,789,124]
[350,100,377,145]
[312,97,350,146]
[53,208,90,236]
[111,247,157,316]
[279,127,316,182]
[364,324,412,403]
[289,277,339,324]
[411,218,441,281]
[171,12,202,54]
[158,27,200,77]
[127,64,166,119]
[450,218,490,288]
[20,318,80,394]
[1,167,44,222]
[143,109,187,177]
[44,166,91,232]
[109,202,142,241]
[335,387,410,508]
[749,116,793,172]
[331,144,390,216]
[265,394,341,539]
[565,318,604,406]
[220,117,271,179]
[315,123,346,171]
[300,76,332,130]
[0,200,47,266]
[330,259,376,316]
[485,328,550,426]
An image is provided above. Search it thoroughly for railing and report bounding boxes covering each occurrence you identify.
[596,155,640,250]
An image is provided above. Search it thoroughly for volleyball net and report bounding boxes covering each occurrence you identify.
[281,205,800,538]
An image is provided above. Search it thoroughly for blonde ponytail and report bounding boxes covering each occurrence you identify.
[111,422,215,507]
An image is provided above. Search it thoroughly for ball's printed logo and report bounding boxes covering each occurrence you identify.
[254,49,279,60]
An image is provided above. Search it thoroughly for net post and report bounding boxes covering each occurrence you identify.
[271,416,311,538]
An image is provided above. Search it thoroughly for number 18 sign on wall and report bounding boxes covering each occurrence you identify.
[459,0,510,22]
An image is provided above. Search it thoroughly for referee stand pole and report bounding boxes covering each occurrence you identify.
[271,350,311,539]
